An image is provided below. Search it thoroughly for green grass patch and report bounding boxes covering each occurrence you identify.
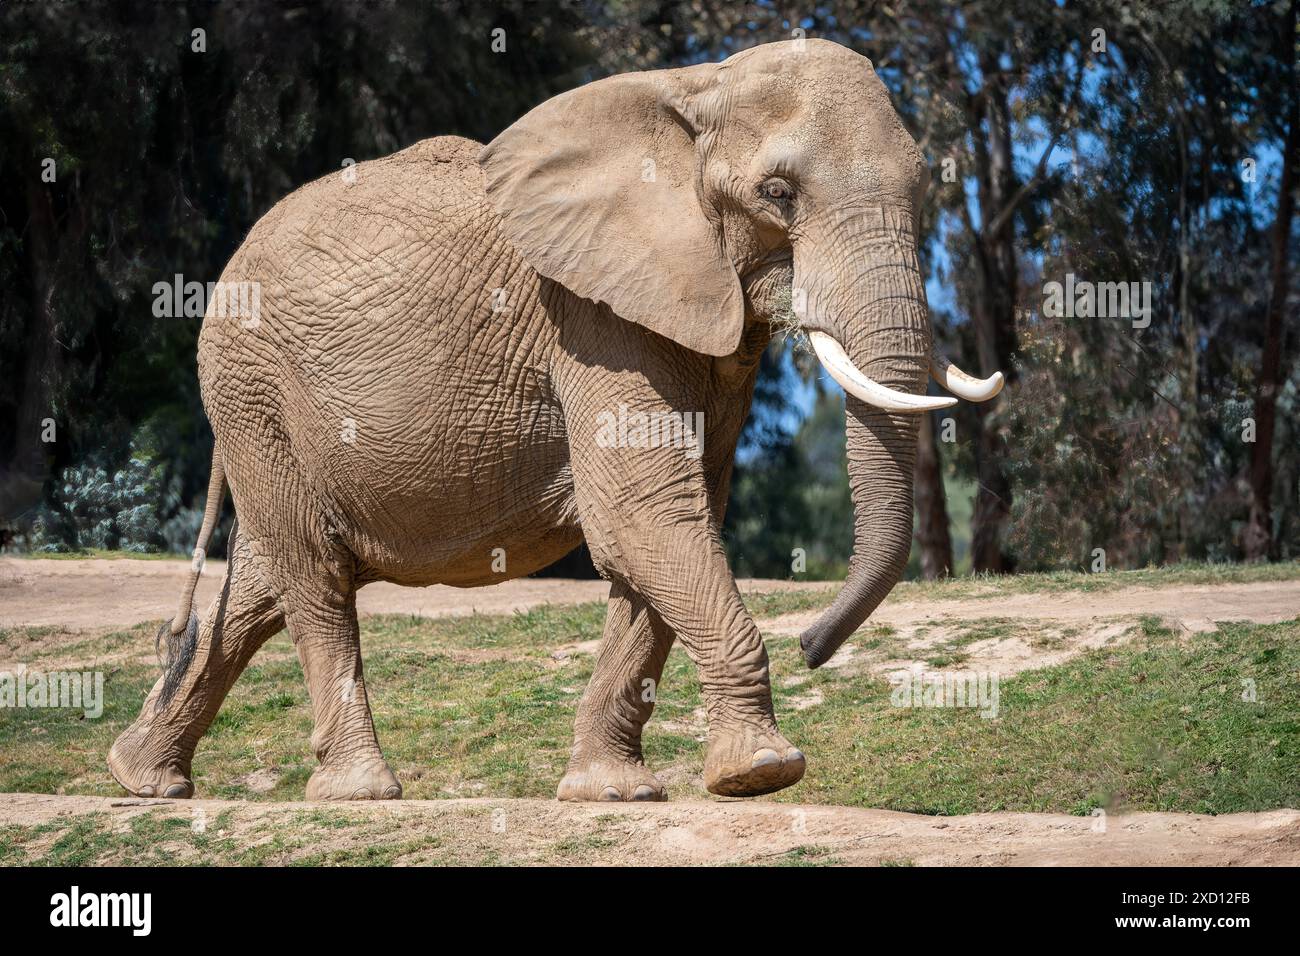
[772,617,1300,815]
[0,622,151,664]
[0,806,466,866]
[765,844,842,867]
[1,600,1296,823]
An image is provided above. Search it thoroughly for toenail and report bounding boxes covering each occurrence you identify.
[382,785,402,799]
[163,783,191,798]
[752,748,781,769]
[598,786,621,801]
[352,788,374,799]
[632,784,657,801]
[137,785,156,798]
[786,748,805,763]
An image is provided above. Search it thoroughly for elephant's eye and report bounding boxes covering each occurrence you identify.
[760,180,792,203]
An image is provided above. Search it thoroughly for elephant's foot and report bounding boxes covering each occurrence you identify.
[306,755,402,801]
[557,756,666,802]
[107,725,195,799]
[704,725,805,797]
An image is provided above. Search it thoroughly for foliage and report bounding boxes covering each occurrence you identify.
[644,0,1300,572]
[24,441,163,553]
[725,342,853,578]
[0,0,1296,573]
[0,0,601,553]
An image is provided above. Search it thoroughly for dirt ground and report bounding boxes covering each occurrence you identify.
[2,558,1298,866]
[0,557,831,631]
[767,578,1300,679]
[4,792,1297,866]
[3,556,1295,636]
[4,557,1297,681]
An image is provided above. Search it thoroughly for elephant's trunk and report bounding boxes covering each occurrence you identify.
[795,206,930,668]
[800,394,922,667]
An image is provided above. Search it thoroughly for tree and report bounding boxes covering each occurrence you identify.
[914,410,954,578]
[1245,0,1299,561]
[0,0,604,550]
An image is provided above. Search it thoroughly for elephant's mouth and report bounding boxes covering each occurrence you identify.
[741,250,795,324]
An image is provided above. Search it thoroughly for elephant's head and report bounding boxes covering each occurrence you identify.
[480,39,1002,668]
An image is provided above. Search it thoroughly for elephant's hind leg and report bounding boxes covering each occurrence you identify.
[239,518,400,801]
[108,524,284,798]
[558,581,671,802]
[215,425,399,801]
[289,586,402,802]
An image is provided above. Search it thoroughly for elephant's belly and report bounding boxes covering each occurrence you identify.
[351,489,585,590]
[327,421,584,588]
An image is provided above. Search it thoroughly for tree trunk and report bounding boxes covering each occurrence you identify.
[1,179,61,522]
[914,410,953,579]
[968,63,1020,574]
[1245,0,1298,562]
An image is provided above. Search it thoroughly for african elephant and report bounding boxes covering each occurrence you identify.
[107,38,1002,803]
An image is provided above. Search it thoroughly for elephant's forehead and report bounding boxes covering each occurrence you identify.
[713,52,923,191]
[743,87,925,195]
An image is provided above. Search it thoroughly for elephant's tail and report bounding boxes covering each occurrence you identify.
[154,450,226,708]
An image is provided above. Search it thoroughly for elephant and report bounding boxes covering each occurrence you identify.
[107,38,1002,803]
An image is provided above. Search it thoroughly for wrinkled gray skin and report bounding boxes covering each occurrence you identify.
[108,39,931,802]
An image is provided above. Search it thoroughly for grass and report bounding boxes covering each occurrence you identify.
[764,844,843,867]
[0,809,245,866]
[0,622,142,661]
[2,562,1297,863]
[0,606,611,802]
[0,806,471,866]
[1,599,1297,864]
[778,617,1300,815]
[2,597,1297,824]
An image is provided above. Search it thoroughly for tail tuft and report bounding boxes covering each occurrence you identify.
[152,448,225,712]
[154,610,199,711]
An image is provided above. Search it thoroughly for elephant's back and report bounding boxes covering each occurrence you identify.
[197,134,535,403]
[247,136,487,243]
[195,136,573,583]
[204,134,492,326]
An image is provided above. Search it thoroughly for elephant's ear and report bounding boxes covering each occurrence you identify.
[479,67,744,357]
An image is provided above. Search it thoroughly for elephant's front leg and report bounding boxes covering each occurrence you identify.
[557,580,672,801]
[645,523,805,797]
[560,376,804,798]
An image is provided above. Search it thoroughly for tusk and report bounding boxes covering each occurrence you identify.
[809,331,956,412]
[929,347,1004,402]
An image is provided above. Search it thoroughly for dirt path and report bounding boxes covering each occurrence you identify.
[765,579,1300,679]
[0,557,832,631]
[3,792,1296,866]
[4,558,1296,636]
[764,579,1300,636]
[4,558,1296,680]
[5,561,1294,681]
